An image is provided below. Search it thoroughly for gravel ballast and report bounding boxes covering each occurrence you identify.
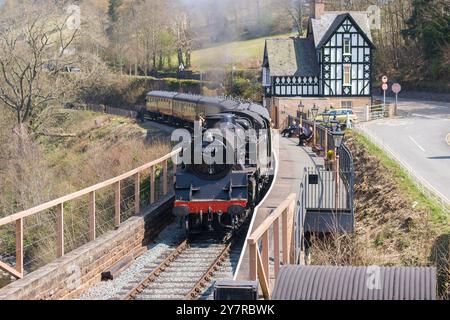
[78,221,185,300]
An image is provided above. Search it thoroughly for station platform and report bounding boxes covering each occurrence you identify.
[235,132,324,280]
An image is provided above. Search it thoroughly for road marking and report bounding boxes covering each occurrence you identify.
[411,113,450,121]
[409,135,426,152]
[447,133,450,146]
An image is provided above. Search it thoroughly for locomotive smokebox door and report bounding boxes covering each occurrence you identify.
[214,280,258,300]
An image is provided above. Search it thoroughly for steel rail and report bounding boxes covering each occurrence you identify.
[121,239,189,300]
[184,242,232,300]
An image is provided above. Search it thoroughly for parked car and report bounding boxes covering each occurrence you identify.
[315,109,358,126]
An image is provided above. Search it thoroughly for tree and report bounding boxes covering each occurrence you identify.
[173,12,194,69]
[402,0,450,78]
[281,0,306,36]
[108,0,123,23]
[0,4,80,129]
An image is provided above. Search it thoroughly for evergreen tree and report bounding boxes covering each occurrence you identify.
[402,0,450,78]
[402,0,450,60]
[108,0,123,22]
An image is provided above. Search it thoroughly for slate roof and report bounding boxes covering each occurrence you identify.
[265,37,319,77]
[311,11,373,48]
[265,10,373,77]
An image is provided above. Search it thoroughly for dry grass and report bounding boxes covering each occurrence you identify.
[0,107,171,275]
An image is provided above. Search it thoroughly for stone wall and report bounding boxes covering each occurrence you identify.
[0,195,174,300]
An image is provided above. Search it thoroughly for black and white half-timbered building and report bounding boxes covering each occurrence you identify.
[263,1,375,128]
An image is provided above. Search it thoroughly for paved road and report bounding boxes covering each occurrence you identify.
[358,96,450,205]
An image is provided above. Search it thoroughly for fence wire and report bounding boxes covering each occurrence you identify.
[0,159,177,280]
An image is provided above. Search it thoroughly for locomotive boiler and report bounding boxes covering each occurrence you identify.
[145,91,273,234]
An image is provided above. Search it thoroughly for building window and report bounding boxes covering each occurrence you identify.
[343,37,351,55]
[262,67,271,87]
[341,101,353,108]
[343,65,351,86]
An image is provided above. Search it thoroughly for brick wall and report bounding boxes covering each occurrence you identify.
[0,195,174,300]
[268,96,372,128]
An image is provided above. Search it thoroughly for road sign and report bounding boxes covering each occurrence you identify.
[392,83,401,94]
[382,76,388,83]
[392,83,402,110]
[382,83,388,91]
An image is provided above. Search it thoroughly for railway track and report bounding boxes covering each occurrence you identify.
[116,235,242,300]
[109,176,271,300]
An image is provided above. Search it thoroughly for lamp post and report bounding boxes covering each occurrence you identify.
[322,113,331,128]
[311,104,319,147]
[322,112,331,157]
[298,102,304,127]
[331,128,345,210]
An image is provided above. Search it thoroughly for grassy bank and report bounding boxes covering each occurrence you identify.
[352,130,449,225]
[191,33,295,70]
[310,130,450,298]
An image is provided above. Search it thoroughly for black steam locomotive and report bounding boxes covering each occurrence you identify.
[146,91,273,234]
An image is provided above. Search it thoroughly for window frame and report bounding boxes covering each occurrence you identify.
[343,37,351,56]
[341,101,353,109]
[343,65,351,86]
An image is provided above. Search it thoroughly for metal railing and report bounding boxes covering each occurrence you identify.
[369,104,386,120]
[284,116,355,261]
[0,148,181,279]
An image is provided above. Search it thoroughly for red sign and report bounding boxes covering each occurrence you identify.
[382,83,388,91]
[392,83,401,94]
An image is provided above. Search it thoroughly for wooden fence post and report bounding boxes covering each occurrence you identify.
[150,166,155,204]
[115,181,121,227]
[56,203,64,258]
[163,160,168,195]
[16,218,23,275]
[248,241,257,281]
[135,172,141,214]
[262,231,269,279]
[88,191,96,241]
[273,218,280,277]
[282,209,289,264]
[257,250,271,300]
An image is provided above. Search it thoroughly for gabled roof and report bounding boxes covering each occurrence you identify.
[263,10,374,77]
[311,11,374,48]
[264,37,319,77]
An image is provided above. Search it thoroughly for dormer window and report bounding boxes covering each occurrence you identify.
[343,37,351,55]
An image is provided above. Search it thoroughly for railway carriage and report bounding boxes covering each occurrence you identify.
[145,91,273,234]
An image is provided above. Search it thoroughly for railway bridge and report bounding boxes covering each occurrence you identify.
[0,118,437,300]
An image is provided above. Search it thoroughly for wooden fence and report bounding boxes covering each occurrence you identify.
[246,193,297,299]
[0,148,181,279]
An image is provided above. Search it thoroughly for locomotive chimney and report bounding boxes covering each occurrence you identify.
[310,0,325,19]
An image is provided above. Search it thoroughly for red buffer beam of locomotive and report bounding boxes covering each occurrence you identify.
[174,200,248,214]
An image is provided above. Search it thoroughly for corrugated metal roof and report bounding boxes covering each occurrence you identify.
[272,265,436,300]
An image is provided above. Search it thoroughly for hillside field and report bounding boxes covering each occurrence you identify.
[190,33,295,71]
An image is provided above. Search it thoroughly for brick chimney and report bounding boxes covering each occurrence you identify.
[310,0,325,19]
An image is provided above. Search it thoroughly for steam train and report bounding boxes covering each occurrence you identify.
[145,91,273,234]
